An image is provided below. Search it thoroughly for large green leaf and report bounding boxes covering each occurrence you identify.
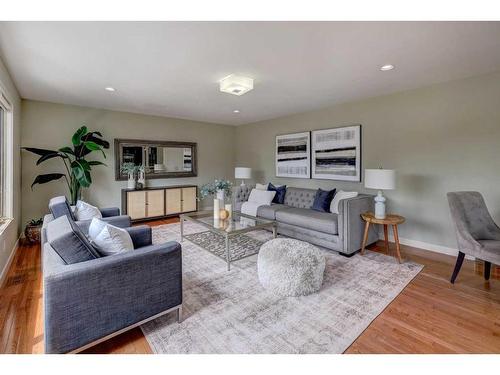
[22,147,57,156]
[36,152,68,165]
[75,132,109,157]
[72,125,88,146]
[31,173,66,189]
[88,161,106,166]
[58,147,75,156]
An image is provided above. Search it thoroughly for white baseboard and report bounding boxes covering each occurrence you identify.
[379,233,474,260]
[0,237,19,288]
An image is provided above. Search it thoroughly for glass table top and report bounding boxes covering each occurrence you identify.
[181,211,275,234]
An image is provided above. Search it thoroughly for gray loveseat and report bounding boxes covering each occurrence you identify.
[233,185,378,256]
[41,200,183,353]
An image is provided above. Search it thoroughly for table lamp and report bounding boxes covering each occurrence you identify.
[364,168,396,219]
[235,167,252,186]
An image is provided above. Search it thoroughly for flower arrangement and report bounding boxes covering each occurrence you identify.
[199,179,233,200]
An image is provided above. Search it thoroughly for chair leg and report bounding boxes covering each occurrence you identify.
[451,251,465,284]
[484,261,491,281]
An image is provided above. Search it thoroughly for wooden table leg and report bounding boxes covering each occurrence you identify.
[392,224,402,263]
[361,221,370,255]
[383,224,390,254]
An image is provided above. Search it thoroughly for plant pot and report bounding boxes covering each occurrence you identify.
[216,189,225,203]
[24,224,41,244]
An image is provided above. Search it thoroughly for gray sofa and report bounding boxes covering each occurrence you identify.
[42,203,183,353]
[233,185,378,256]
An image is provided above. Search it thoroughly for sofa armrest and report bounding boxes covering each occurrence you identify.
[99,207,120,217]
[75,215,131,234]
[232,184,255,211]
[44,241,182,353]
[126,225,152,249]
[337,195,378,254]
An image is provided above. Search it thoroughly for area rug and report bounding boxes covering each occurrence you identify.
[141,222,423,354]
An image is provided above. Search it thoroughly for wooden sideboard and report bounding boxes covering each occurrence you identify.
[121,185,197,222]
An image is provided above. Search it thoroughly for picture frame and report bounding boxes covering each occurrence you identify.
[275,131,311,179]
[311,125,362,181]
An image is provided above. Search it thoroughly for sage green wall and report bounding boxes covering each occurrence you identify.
[235,71,500,250]
[0,56,22,280]
[21,100,236,224]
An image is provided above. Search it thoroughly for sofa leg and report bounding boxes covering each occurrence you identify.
[177,306,183,323]
[450,251,465,284]
[338,251,357,258]
[484,261,491,281]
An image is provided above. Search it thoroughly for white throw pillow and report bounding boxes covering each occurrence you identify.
[248,189,276,205]
[255,183,268,190]
[330,190,358,214]
[74,200,102,221]
[91,223,134,256]
[88,217,108,239]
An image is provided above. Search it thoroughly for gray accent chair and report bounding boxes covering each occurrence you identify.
[233,185,378,256]
[447,191,500,283]
[42,215,183,353]
[42,196,131,242]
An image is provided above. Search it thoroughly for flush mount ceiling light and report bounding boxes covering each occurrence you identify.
[104,87,116,92]
[219,74,254,96]
[380,64,395,71]
[233,109,240,113]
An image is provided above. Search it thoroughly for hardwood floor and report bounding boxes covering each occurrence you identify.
[1,217,499,354]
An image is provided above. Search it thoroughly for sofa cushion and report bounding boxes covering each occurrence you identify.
[312,188,336,212]
[275,207,338,235]
[268,183,287,204]
[49,196,76,221]
[46,215,101,264]
[283,187,317,209]
[257,204,291,220]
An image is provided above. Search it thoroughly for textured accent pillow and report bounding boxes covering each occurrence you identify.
[47,215,101,264]
[255,183,269,190]
[330,190,358,214]
[248,189,276,205]
[312,188,336,212]
[268,183,287,204]
[88,217,108,239]
[75,200,102,221]
[92,224,134,256]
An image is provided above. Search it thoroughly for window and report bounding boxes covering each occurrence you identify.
[0,89,12,221]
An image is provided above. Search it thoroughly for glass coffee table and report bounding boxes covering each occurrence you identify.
[180,211,277,270]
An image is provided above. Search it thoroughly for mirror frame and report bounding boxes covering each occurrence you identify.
[114,138,198,180]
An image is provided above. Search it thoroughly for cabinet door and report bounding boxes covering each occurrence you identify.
[127,191,146,219]
[165,188,182,215]
[181,187,197,212]
[146,190,165,218]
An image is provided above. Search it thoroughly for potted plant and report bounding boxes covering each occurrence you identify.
[121,163,139,189]
[24,217,43,244]
[23,125,109,204]
[199,179,233,218]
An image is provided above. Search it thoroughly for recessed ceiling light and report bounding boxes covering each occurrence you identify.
[105,87,116,92]
[233,110,240,113]
[219,74,254,96]
[380,64,395,71]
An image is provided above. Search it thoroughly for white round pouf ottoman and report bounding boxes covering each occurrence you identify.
[258,238,326,297]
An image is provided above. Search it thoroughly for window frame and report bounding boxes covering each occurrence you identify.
[0,87,13,220]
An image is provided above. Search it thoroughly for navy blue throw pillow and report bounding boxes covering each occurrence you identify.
[268,183,287,204]
[312,188,337,212]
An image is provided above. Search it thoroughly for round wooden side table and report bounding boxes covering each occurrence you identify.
[360,212,406,263]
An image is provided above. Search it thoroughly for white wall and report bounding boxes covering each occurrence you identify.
[21,100,236,224]
[235,71,500,252]
[0,56,21,284]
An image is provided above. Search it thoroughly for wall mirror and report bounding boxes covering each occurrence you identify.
[114,139,197,180]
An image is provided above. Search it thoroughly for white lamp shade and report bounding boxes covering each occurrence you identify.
[365,169,395,190]
[235,167,252,179]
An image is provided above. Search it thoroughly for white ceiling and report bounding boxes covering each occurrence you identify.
[1,21,500,125]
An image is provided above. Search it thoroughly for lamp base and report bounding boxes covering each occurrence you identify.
[374,191,387,219]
